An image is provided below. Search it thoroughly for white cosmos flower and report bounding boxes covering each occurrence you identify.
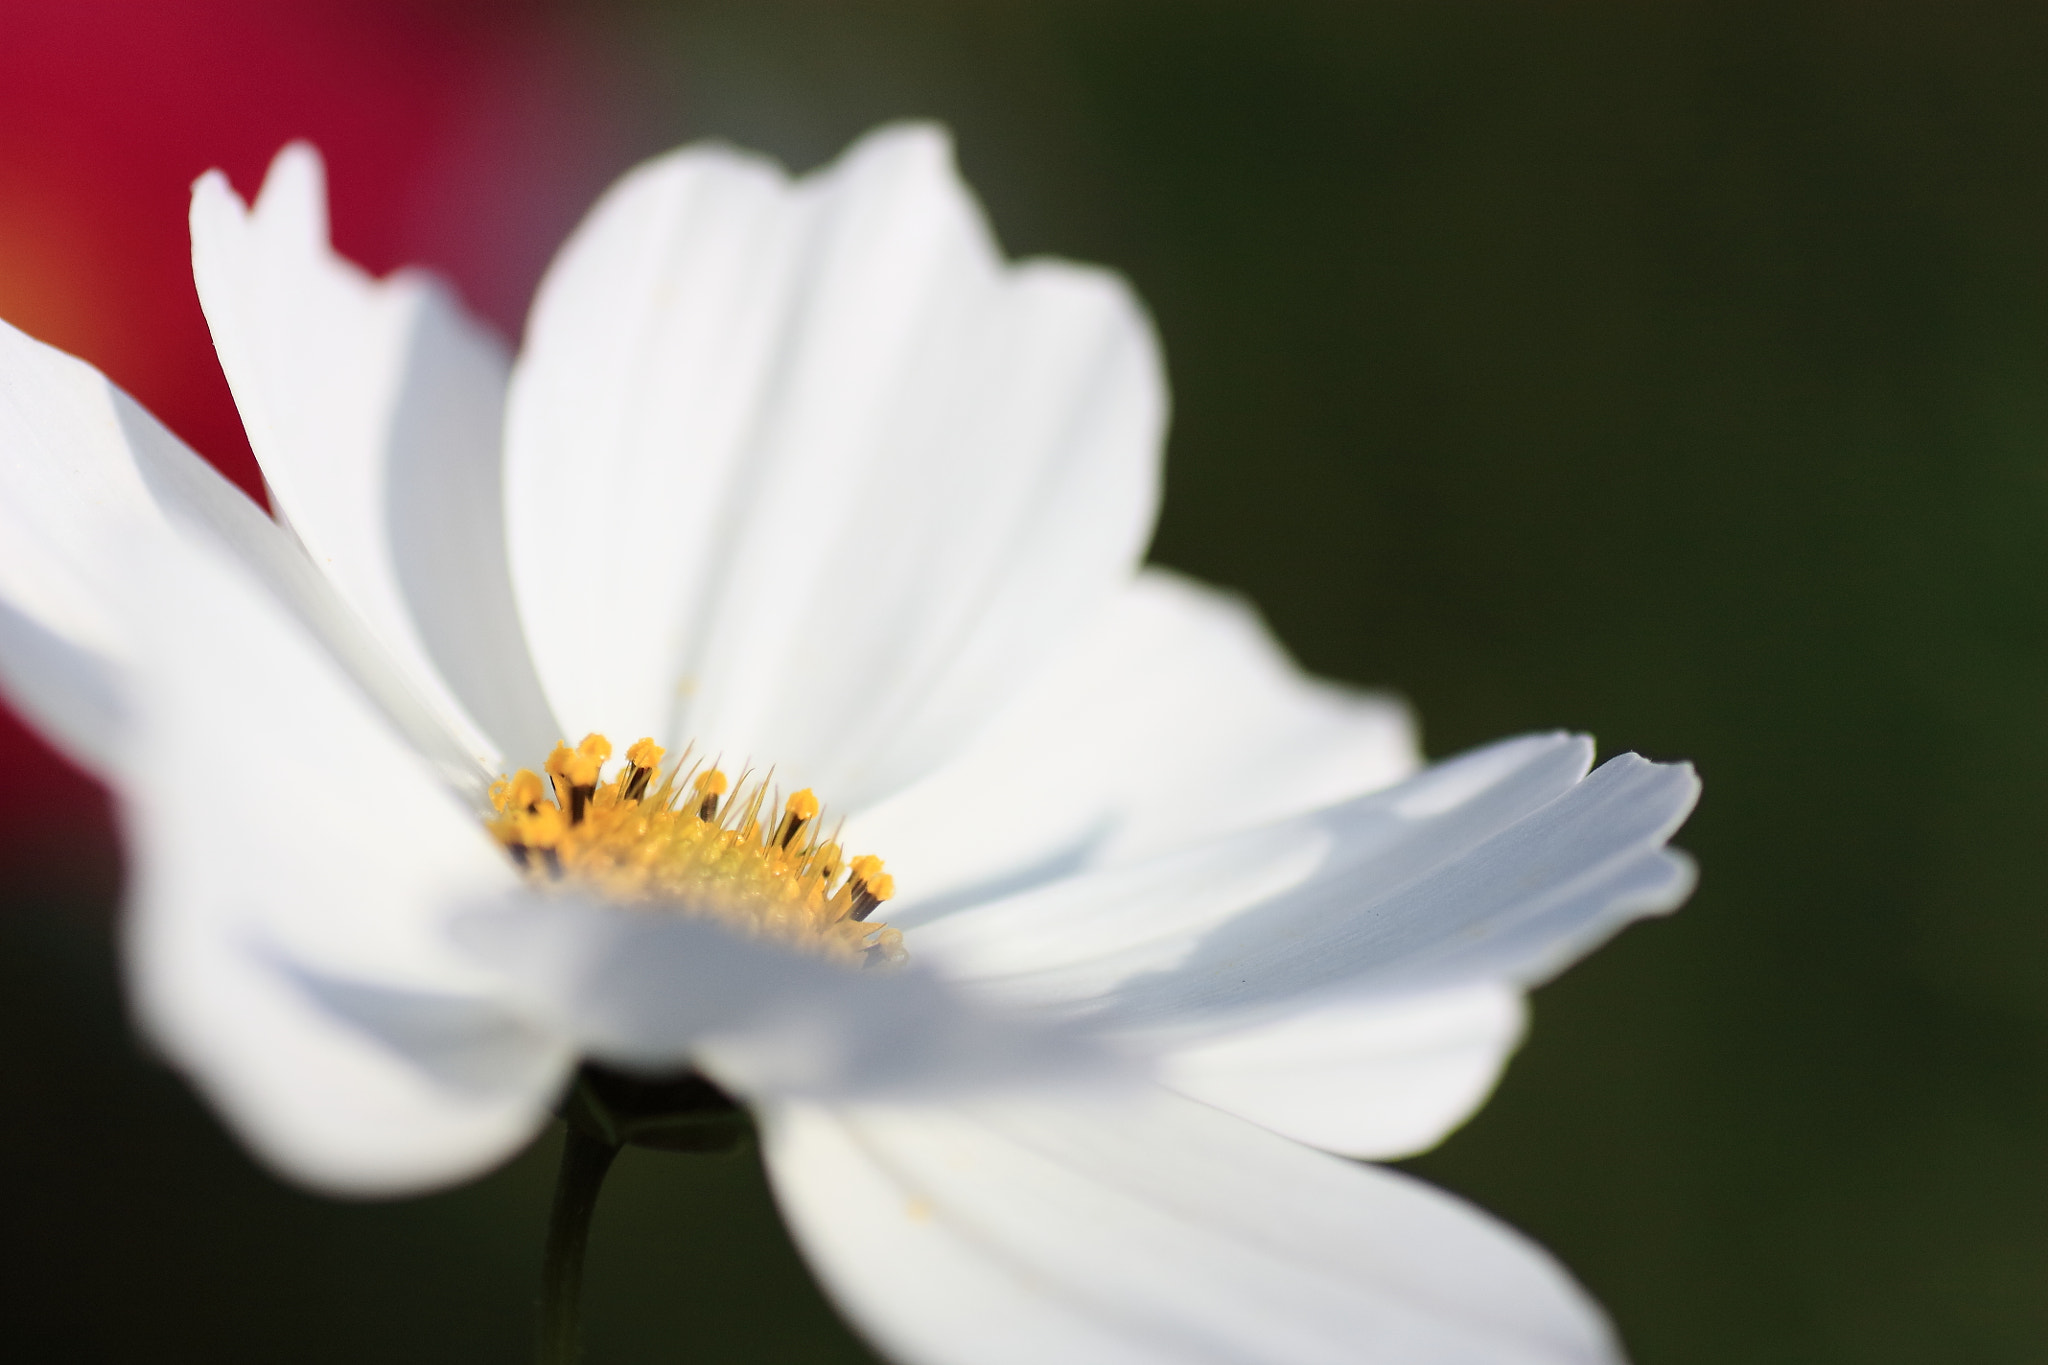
[0,124,1699,1365]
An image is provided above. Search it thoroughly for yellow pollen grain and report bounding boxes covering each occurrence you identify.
[485,736,903,967]
[492,768,547,814]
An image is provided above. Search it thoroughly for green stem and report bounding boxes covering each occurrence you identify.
[538,1121,620,1365]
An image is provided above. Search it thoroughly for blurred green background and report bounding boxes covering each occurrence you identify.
[7,1,2048,1361]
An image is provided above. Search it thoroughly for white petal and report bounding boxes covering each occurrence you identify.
[191,144,558,772]
[1156,982,1527,1159]
[1090,751,1699,1023]
[908,732,1599,998]
[0,314,256,772]
[0,318,485,793]
[505,123,1164,806]
[762,1088,1619,1365]
[120,529,568,1195]
[854,567,1419,918]
[0,585,123,776]
[451,898,1121,1103]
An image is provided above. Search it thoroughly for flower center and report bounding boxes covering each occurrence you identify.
[486,734,903,966]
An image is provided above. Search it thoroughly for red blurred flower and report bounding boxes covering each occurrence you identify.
[0,0,626,854]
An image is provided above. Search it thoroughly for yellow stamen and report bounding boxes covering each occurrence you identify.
[491,768,547,814]
[847,859,894,922]
[692,767,729,821]
[621,737,665,802]
[776,788,820,849]
[485,736,904,966]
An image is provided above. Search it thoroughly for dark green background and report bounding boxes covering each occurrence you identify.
[7,2,2048,1360]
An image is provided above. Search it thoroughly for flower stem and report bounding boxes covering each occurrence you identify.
[538,1121,620,1365]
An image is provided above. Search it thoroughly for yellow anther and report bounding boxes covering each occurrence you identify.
[620,737,665,802]
[776,788,821,849]
[541,737,609,823]
[508,770,546,810]
[544,737,606,789]
[565,734,609,787]
[846,860,894,922]
[692,767,729,820]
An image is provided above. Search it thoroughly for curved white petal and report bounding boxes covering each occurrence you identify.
[0,318,484,792]
[763,1088,1620,1365]
[120,530,568,1196]
[1157,982,1526,1160]
[909,732,1600,997]
[1093,751,1698,1022]
[191,144,559,773]
[855,568,1419,918]
[505,122,1164,806]
[451,897,1122,1103]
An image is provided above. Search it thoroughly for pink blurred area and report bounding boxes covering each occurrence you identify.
[0,0,631,860]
